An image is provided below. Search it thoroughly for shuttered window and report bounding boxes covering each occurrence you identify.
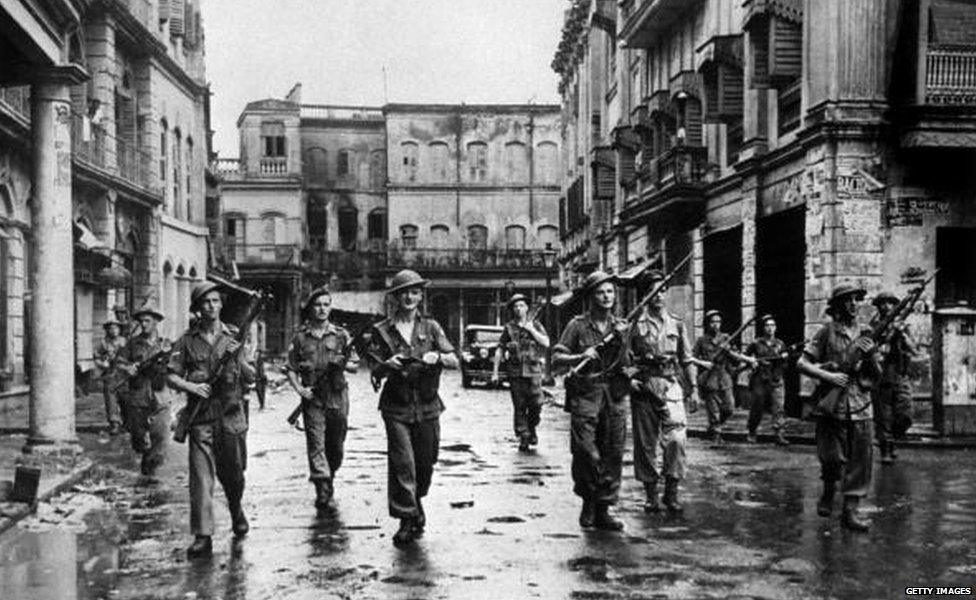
[169,0,185,36]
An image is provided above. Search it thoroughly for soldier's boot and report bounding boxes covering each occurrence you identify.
[229,495,249,537]
[415,499,426,534]
[817,480,836,517]
[841,496,871,532]
[186,535,213,558]
[593,504,625,531]
[529,428,539,446]
[518,434,531,452]
[392,518,419,547]
[880,441,894,465]
[314,480,334,510]
[662,477,684,514]
[643,482,661,513]
[578,499,596,529]
[774,431,790,447]
[745,430,758,444]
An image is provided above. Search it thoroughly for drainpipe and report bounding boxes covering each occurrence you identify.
[455,108,462,227]
[528,109,535,223]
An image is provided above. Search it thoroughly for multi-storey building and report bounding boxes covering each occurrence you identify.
[1,0,210,445]
[384,103,562,344]
[556,0,976,432]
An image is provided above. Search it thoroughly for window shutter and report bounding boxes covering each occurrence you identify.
[684,98,703,147]
[718,64,744,122]
[769,17,802,87]
[618,149,636,187]
[749,19,770,89]
[170,0,185,37]
[159,0,170,22]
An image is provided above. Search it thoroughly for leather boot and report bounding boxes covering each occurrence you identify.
[415,498,426,533]
[817,480,836,517]
[230,501,249,537]
[663,477,683,513]
[392,518,419,547]
[518,434,531,452]
[745,431,758,444]
[315,480,334,509]
[186,535,213,558]
[643,482,661,513]
[593,504,624,531]
[529,429,538,446]
[841,496,870,532]
[775,431,790,446]
[578,499,596,528]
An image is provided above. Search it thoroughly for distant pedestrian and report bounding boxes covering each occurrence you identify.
[870,292,916,464]
[94,319,126,435]
[492,293,549,452]
[797,285,879,532]
[286,285,360,511]
[745,314,790,446]
[626,270,700,514]
[553,271,629,532]
[364,270,458,547]
[693,310,756,443]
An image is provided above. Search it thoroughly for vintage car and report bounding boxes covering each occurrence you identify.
[460,324,505,388]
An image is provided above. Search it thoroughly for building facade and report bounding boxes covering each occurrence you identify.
[555,0,976,431]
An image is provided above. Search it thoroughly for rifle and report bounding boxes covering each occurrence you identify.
[110,346,173,393]
[568,252,693,377]
[813,270,937,414]
[697,315,757,383]
[753,339,807,366]
[172,288,267,443]
[286,365,338,430]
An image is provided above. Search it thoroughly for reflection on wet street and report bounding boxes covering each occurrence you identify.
[1,371,975,599]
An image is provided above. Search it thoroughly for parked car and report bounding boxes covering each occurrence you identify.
[460,325,505,388]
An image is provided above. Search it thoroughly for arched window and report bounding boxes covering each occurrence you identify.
[162,261,175,338]
[370,150,386,189]
[505,141,528,182]
[307,195,327,250]
[400,224,418,249]
[159,119,169,211]
[401,142,418,181]
[261,211,286,245]
[535,142,558,185]
[224,212,245,261]
[505,224,526,251]
[467,224,488,251]
[467,142,487,182]
[338,206,358,251]
[430,224,450,249]
[537,225,559,249]
[367,208,386,241]
[337,149,354,176]
[305,147,328,186]
[429,141,450,182]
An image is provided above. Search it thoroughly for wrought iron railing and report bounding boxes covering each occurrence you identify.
[70,114,161,195]
[222,243,300,265]
[387,248,556,271]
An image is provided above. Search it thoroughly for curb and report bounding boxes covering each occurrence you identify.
[0,458,96,538]
[686,428,976,450]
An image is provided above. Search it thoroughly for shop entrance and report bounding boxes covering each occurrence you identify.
[702,225,743,333]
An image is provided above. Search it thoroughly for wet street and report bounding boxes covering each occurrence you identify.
[1,371,975,599]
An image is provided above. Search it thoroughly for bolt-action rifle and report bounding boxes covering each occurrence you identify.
[110,346,173,393]
[696,315,758,385]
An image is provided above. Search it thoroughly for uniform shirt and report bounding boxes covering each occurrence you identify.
[499,319,547,379]
[287,322,359,414]
[630,311,692,379]
[554,313,631,395]
[869,316,914,383]
[366,315,455,423]
[117,334,170,408]
[803,321,873,421]
[746,336,787,385]
[168,322,252,428]
[693,333,735,391]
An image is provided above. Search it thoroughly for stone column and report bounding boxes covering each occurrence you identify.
[25,66,87,452]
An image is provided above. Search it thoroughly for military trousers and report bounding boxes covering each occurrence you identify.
[126,404,168,475]
[509,377,543,439]
[873,380,913,443]
[303,404,348,482]
[631,380,687,484]
[189,422,248,536]
[747,380,785,434]
[569,384,626,505]
[103,383,123,427]
[384,416,440,520]
[702,387,735,433]
[815,417,873,498]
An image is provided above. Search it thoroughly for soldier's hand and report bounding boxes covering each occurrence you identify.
[298,386,314,400]
[582,347,600,361]
[120,364,137,376]
[385,355,404,370]
[630,379,643,392]
[421,351,440,365]
[190,382,212,398]
[855,336,876,354]
[686,392,700,414]
[225,340,242,356]
[824,371,849,388]
[699,360,714,370]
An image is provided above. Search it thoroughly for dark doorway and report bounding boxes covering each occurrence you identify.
[756,205,806,416]
[338,206,358,251]
[429,293,456,346]
[702,225,743,333]
[936,227,976,308]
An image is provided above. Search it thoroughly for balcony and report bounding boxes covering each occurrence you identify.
[0,86,30,124]
[70,114,162,197]
[223,243,301,266]
[656,145,707,186]
[213,158,244,181]
[387,248,557,273]
[312,249,388,279]
[620,0,705,49]
[622,145,708,224]
[925,46,976,105]
[259,157,289,176]
[116,0,156,35]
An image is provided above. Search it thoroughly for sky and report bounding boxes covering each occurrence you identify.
[201,0,567,157]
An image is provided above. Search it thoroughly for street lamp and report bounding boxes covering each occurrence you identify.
[542,244,557,386]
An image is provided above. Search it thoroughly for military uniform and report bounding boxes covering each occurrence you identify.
[117,333,170,476]
[499,318,547,446]
[168,321,253,539]
[628,309,692,511]
[555,313,630,509]
[287,321,358,503]
[870,315,914,459]
[745,336,787,437]
[693,333,736,434]
[94,333,126,431]
[366,315,454,523]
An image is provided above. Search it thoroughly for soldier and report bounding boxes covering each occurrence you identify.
[626,271,700,514]
[871,291,916,464]
[491,293,549,452]
[94,319,127,435]
[745,314,790,446]
[286,285,360,511]
[116,301,171,479]
[693,310,757,444]
[167,281,256,558]
[364,270,458,547]
[797,285,880,532]
[552,271,629,531]
[113,304,137,338]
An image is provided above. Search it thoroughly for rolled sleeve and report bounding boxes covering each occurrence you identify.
[431,321,455,353]
[677,322,693,365]
[803,326,828,362]
[286,337,302,373]
[166,337,188,377]
[554,320,580,355]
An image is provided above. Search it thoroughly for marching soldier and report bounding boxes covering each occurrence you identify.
[116,301,171,479]
[552,271,629,531]
[286,285,360,511]
[626,271,700,514]
[871,291,916,464]
[745,314,790,446]
[797,285,880,532]
[693,310,756,443]
[167,281,256,558]
[364,270,458,547]
[113,303,137,338]
[94,319,127,435]
[491,293,549,452]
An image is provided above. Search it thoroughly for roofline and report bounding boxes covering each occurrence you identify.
[383,103,561,114]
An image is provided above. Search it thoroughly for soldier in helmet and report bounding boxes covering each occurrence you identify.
[492,293,549,452]
[553,271,630,532]
[94,319,127,435]
[364,269,458,547]
[870,291,916,464]
[693,309,757,444]
[744,314,791,446]
[286,285,360,511]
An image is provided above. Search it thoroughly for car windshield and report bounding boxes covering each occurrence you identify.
[466,329,502,344]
